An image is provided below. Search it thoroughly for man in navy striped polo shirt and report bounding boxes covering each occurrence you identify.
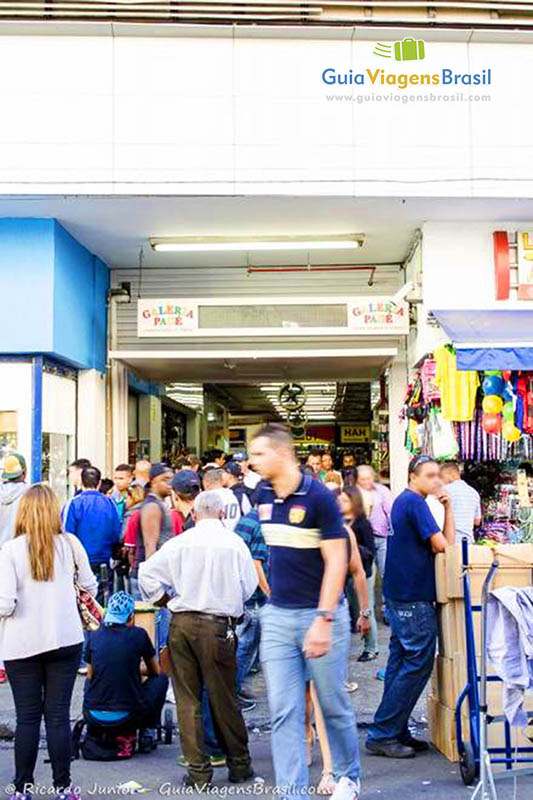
[250,424,361,800]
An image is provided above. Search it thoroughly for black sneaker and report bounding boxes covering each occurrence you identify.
[229,767,255,784]
[358,650,379,663]
[399,735,430,752]
[181,774,213,791]
[365,740,416,759]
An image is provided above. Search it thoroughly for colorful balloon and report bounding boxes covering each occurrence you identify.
[502,402,514,422]
[482,395,503,415]
[502,385,514,403]
[482,376,504,396]
[482,413,502,435]
[502,421,521,442]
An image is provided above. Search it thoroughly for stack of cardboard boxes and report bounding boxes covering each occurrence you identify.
[428,543,533,763]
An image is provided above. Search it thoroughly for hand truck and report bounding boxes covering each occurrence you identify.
[455,538,533,797]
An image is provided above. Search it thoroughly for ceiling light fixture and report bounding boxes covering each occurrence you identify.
[150,234,365,253]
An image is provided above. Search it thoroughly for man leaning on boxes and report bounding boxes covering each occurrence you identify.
[366,455,455,758]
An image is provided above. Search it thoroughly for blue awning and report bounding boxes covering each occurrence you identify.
[456,347,533,371]
[432,309,533,370]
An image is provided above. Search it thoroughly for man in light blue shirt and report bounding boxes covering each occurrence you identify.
[440,462,482,544]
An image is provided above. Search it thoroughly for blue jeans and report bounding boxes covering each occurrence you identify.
[201,689,225,757]
[260,602,359,795]
[367,599,437,743]
[156,609,171,653]
[236,603,263,691]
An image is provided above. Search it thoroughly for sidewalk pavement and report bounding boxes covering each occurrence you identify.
[1,625,532,799]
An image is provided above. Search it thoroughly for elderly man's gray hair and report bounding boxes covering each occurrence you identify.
[193,490,225,519]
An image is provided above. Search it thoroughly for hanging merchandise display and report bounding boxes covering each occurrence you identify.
[434,344,480,422]
[403,346,533,546]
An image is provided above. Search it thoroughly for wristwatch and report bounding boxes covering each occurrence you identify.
[316,609,334,622]
[359,608,372,619]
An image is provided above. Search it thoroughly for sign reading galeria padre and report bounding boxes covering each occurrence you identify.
[138,296,410,336]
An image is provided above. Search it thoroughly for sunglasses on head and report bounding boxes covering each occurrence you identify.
[408,455,434,474]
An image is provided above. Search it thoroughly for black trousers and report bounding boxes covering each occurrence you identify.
[5,643,82,793]
[84,673,169,732]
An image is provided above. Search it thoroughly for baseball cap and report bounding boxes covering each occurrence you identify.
[225,461,242,478]
[171,469,201,496]
[232,450,248,462]
[149,462,172,480]
[104,591,135,626]
[1,453,26,480]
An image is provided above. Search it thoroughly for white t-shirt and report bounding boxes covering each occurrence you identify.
[426,495,445,531]
[243,470,261,491]
[214,488,242,531]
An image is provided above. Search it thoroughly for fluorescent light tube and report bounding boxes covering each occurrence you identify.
[150,235,365,253]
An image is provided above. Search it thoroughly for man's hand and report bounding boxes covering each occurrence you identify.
[303,617,332,659]
[437,489,450,507]
[357,614,371,636]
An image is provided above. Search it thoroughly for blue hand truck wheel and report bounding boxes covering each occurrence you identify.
[164,708,174,745]
[459,742,476,786]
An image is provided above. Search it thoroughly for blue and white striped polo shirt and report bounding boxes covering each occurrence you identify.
[256,474,347,609]
[446,479,482,544]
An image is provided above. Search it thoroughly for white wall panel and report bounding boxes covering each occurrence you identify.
[0,31,529,197]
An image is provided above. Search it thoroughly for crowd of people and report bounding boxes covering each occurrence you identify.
[0,428,486,800]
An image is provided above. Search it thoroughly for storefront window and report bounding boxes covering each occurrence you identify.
[42,433,73,506]
[0,411,18,462]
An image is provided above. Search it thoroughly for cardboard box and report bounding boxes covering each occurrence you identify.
[437,602,461,658]
[432,655,467,710]
[427,695,533,767]
[445,544,533,603]
[435,552,448,604]
[134,601,157,646]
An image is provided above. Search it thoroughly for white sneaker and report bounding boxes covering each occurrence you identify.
[330,776,361,800]
[166,685,176,704]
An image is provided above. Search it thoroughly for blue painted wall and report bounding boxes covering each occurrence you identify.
[0,218,109,372]
[53,222,109,372]
[0,219,55,352]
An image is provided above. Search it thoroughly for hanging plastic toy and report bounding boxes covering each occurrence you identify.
[502,421,521,442]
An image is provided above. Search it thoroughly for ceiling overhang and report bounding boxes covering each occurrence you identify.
[111,346,397,383]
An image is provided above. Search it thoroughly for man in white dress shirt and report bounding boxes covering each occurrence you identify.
[139,490,257,789]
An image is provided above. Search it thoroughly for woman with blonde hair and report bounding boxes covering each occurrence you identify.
[0,484,97,800]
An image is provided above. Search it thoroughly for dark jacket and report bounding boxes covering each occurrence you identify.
[351,517,375,578]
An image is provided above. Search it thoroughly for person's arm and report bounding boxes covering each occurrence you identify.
[0,547,16,618]
[63,499,77,536]
[431,490,455,551]
[416,493,454,553]
[346,527,370,635]
[304,538,348,659]
[240,546,259,601]
[303,490,349,659]
[253,559,271,597]
[141,503,162,560]
[474,493,482,528]
[138,543,173,604]
[140,629,160,676]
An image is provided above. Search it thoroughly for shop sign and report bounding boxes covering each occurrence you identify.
[347,299,409,333]
[516,232,533,300]
[340,424,371,443]
[138,299,198,336]
[493,231,533,301]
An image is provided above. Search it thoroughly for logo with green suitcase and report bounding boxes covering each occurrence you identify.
[373,38,425,61]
